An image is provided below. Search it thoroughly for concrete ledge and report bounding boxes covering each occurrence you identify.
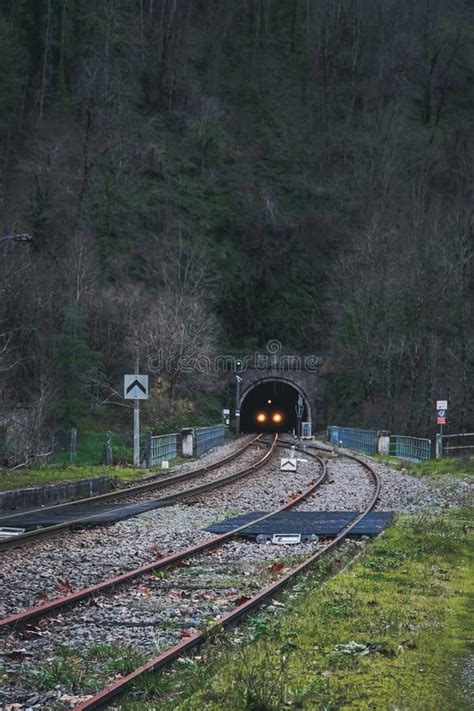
[0,475,116,511]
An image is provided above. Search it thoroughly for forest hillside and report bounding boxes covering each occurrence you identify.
[1,0,473,450]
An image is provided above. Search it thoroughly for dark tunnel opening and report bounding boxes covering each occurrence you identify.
[240,380,309,433]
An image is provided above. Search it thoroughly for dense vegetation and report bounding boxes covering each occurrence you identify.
[1,0,473,455]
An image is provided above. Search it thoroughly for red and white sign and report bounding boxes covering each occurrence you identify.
[436,400,447,426]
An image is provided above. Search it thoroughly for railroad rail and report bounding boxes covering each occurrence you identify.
[71,445,380,710]
[0,434,261,526]
[1,442,381,711]
[0,435,318,629]
[0,434,270,552]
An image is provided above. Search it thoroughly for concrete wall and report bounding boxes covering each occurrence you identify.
[0,475,114,511]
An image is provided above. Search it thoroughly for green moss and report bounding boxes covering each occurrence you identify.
[118,510,473,710]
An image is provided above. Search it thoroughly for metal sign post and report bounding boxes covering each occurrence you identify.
[235,375,242,433]
[436,400,448,455]
[134,398,140,466]
[124,374,149,466]
[295,394,304,439]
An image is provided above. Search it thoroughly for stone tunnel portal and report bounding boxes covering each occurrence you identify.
[239,378,311,433]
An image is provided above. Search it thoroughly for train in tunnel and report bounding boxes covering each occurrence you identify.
[239,379,310,433]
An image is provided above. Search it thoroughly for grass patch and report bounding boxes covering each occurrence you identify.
[48,431,133,466]
[402,456,474,479]
[118,510,473,710]
[0,465,144,492]
[372,454,474,480]
[13,643,148,694]
[0,458,188,492]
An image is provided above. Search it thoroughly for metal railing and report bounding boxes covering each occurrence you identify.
[328,426,378,455]
[195,425,225,456]
[390,435,432,462]
[0,430,135,468]
[148,433,178,465]
[440,432,474,458]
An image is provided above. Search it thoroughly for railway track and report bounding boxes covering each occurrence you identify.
[74,446,380,711]
[0,434,271,552]
[0,442,381,711]
[0,435,315,630]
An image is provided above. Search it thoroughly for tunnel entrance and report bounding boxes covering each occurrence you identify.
[240,379,310,433]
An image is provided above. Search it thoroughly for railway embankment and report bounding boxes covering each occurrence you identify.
[116,508,472,711]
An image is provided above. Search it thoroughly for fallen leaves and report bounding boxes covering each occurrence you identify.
[3,649,29,662]
[58,693,93,704]
[179,629,197,639]
[169,560,190,572]
[270,599,285,607]
[268,562,285,573]
[19,624,45,640]
[169,588,182,600]
[232,595,252,607]
[56,579,73,596]
[286,490,303,503]
[148,544,163,559]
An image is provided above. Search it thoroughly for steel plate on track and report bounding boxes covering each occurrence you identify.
[207,511,393,537]
[0,499,175,527]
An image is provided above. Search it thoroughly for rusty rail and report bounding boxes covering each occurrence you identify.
[73,447,380,710]
[0,435,266,552]
[1,436,287,628]
[0,435,261,525]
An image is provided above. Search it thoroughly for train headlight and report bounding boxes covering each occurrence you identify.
[256,412,267,423]
[272,412,283,423]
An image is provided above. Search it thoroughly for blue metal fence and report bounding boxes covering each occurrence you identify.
[390,435,431,462]
[195,425,225,456]
[328,426,378,455]
[149,433,178,465]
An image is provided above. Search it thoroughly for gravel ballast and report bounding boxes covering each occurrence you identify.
[1,439,470,710]
[0,442,318,618]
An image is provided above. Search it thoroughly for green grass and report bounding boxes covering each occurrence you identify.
[402,456,474,479]
[13,643,148,694]
[372,454,474,479]
[117,510,473,710]
[0,457,188,492]
[0,464,146,492]
[49,430,133,466]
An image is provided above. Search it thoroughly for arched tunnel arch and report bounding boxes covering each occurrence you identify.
[239,377,312,433]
